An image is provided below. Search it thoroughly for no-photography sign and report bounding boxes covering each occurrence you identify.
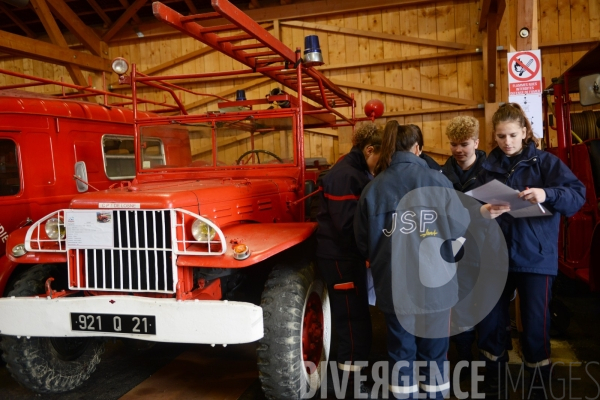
[508,50,542,95]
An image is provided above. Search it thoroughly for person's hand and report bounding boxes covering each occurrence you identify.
[518,187,546,204]
[480,204,510,219]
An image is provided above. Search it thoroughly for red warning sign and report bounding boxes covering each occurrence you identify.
[507,50,542,95]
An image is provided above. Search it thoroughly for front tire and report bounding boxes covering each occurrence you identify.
[0,264,104,394]
[257,261,331,399]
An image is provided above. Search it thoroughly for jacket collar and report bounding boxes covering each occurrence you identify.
[346,146,370,171]
[444,149,487,183]
[390,150,429,168]
[483,142,538,174]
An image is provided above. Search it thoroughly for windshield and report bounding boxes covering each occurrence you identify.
[139,115,295,169]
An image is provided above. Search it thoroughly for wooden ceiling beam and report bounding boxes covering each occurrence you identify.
[102,0,147,42]
[183,77,270,111]
[108,0,440,43]
[116,0,142,25]
[330,79,480,106]
[0,30,112,71]
[0,3,37,38]
[183,0,198,15]
[29,0,94,89]
[85,0,112,27]
[281,20,477,50]
[45,0,108,57]
[110,48,483,90]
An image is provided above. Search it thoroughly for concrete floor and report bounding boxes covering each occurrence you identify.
[0,274,599,400]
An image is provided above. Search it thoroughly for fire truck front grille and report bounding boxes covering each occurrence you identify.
[70,210,175,293]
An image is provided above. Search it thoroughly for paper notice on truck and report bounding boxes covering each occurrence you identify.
[65,210,115,249]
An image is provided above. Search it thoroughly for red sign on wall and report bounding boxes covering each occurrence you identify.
[507,50,542,95]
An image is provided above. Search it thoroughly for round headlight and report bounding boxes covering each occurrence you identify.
[12,244,26,257]
[191,220,216,242]
[45,217,65,240]
[111,57,129,75]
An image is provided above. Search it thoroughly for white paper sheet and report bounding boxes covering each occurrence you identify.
[465,179,551,218]
[65,210,115,249]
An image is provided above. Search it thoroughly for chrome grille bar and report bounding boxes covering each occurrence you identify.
[68,210,175,293]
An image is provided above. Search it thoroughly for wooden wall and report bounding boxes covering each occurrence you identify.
[0,0,598,165]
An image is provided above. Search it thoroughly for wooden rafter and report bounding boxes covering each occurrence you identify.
[110,22,273,86]
[183,77,270,112]
[29,0,91,88]
[183,0,198,15]
[117,0,142,24]
[111,48,483,91]
[103,0,147,42]
[85,0,112,27]
[109,0,440,43]
[0,3,37,38]
[0,30,111,71]
[516,0,534,50]
[331,79,480,106]
[281,20,477,50]
[383,105,483,118]
[45,0,108,57]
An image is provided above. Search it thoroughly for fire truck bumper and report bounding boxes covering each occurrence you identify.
[0,295,263,344]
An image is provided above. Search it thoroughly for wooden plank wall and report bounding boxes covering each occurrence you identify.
[0,0,598,165]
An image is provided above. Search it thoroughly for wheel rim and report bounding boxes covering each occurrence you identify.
[50,337,91,361]
[302,291,324,372]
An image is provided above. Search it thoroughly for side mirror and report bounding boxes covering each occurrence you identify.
[579,74,600,106]
[74,161,88,193]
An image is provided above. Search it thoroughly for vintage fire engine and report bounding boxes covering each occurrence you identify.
[544,42,600,292]
[0,0,380,398]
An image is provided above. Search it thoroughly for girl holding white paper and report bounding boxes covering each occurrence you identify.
[475,103,585,399]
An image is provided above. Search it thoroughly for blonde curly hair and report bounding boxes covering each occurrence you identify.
[352,122,382,150]
[445,116,479,142]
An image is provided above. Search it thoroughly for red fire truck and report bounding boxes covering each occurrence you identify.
[544,42,600,292]
[0,1,379,398]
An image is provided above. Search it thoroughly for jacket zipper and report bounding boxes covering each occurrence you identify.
[461,176,476,190]
[503,156,538,185]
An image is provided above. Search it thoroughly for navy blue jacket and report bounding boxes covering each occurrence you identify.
[477,143,586,275]
[354,151,469,315]
[316,146,371,260]
[420,153,441,171]
[442,149,487,193]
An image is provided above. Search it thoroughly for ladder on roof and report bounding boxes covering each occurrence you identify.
[151,0,354,110]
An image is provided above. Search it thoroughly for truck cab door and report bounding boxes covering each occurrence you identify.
[0,135,27,259]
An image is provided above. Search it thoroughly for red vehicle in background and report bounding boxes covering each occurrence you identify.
[0,0,380,398]
[544,42,600,292]
[0,74,177,296]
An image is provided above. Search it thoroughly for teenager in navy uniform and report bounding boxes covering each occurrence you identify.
[355,121,469,399]
[476,103,585,398]
[441,116,486,373]
[316,122,381,398]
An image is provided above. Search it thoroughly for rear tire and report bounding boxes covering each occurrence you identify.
[0,264,104,394]
[257,260,331,399]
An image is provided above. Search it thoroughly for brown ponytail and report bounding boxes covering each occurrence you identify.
[374,121,420,175]
[492,103,539,146]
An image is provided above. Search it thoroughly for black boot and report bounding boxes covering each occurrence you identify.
[481,364,507,400]
[453,330,475,381]
[527,368,551,400]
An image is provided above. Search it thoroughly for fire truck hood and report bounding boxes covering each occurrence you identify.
[69,178,286,209]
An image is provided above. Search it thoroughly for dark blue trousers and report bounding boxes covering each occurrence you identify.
[317,258,372,369]
[385,312,450,399]
[477,272,554,375]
